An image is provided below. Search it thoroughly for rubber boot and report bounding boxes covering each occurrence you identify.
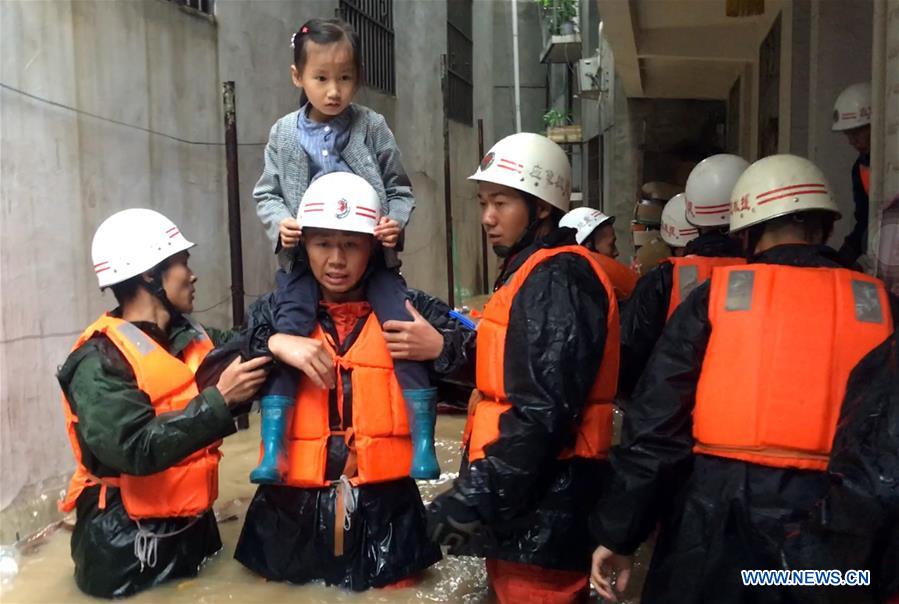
[250,395,294,484]
[404,388,441,480]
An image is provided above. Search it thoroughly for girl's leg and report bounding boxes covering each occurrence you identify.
[251,262,320,484]
[367,265,440,479]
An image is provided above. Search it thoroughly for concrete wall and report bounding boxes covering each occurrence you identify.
[450,117,487,300]
[869,0,899,289]
[606,74,639,264]
[357,2,448,301]
[787,0,811,158]
[355,0,486,302]
[471,0,502,288]
[807,0,873,248]
[491,0,547,138]
[1,0,227,534]
[466,0,550,287]
[876,0,899,206]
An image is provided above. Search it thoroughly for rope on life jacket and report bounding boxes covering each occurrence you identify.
[133,516,202,571]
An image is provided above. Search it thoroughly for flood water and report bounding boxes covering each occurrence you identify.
[1,413,647,603]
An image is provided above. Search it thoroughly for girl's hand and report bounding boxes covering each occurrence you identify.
[373,217,401,248]
[279,218,302,248]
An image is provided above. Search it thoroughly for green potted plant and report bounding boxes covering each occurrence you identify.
[543,109,568,142]
[543,109,567,128]
[544,109,582,143]
[537,0,578,36]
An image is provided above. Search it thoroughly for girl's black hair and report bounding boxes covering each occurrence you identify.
[292,18,363,107]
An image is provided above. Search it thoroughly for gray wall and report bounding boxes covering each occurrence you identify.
[806,0,873,249]
[788,0,811,158]
[491,0,547,138]
[605,74,639,265]
[471,0,502,287]
[469,0,551,288]
[360,1,450,301]
[1,0,228,527]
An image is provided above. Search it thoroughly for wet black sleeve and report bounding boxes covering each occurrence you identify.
[243,293,276,359]
[784,327,899,601]
[591,281,712,555]
[829,299,899,501]
[827,327,899,515]
[456,254,609,523]
[406,288,477,377]
[618,263,673,399]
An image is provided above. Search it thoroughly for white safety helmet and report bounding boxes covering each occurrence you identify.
[560,207,615,245]
[832,82,872,131]
[685,154,750,227]
[91,209,194,289]
[298,172,382,235]
[469,132,572,211]
[729,154,841,233]
[661,193,699,248]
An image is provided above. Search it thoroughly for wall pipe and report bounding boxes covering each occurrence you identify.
[511,0,522,132]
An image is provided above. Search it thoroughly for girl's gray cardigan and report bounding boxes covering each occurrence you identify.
[253,104,414,267]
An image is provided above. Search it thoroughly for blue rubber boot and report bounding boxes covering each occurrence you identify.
[404,388,441,480]
[250,395,294,484]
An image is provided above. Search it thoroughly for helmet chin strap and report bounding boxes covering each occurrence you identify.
[142,268,181,319]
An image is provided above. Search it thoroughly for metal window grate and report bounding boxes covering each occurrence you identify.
[447,0,473,125]
[166,0,214,16]
[340,0,396,96]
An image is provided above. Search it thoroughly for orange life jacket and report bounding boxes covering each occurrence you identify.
[284,312,412,487]
[590,251,638,301]
[468,246,620,463]
[859,163,870,197]
[59,314,219,519]
[693,265,893,470]
[665,255,747,319]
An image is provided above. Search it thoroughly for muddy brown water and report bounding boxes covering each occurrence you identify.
[1,414,647,603]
